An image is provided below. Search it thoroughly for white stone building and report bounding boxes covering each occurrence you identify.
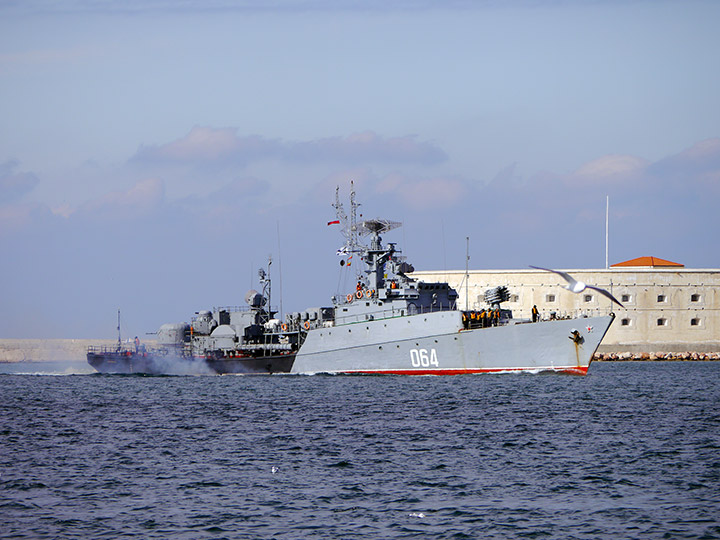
[412,256,720,353]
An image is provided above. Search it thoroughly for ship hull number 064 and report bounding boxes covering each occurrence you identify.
[409,348,439,367]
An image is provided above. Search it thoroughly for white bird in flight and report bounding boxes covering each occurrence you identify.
[530,266,624,308]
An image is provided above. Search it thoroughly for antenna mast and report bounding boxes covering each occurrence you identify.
[333,181,363,279]
[605,196,609,269]
[465,237,470,311]
[259,255,272,320]
[276,221,283,319]
[349,181,360,254]
[332,185,349,248]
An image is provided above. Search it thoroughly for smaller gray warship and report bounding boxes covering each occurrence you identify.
[88,184,615,375]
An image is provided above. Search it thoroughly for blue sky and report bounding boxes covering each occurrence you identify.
[1,0,719,338]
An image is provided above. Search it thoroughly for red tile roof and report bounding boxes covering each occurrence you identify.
[611,256,684,268]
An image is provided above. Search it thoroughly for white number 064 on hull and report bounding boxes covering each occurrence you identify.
[409,348,439,367]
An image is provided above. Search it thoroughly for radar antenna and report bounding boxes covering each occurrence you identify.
[359,219,401,236]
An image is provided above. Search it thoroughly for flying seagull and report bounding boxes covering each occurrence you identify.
[530,266,624,308]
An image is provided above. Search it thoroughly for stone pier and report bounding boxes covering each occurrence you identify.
[1,339,130,362]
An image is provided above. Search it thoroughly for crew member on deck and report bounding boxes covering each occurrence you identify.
[532,305,539,322]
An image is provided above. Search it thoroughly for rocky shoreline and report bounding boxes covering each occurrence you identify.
[594,352,720,361]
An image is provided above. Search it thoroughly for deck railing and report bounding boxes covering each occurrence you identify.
[334,304,458,326]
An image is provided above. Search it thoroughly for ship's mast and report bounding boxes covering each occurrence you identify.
[349,183,359,255]
[333,181,363,281]
[259,255,272,320]
[332,185,347,234]
[465,237,470,311]
[333,183,404,294]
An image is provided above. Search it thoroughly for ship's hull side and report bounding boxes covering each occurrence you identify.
[292,311,613,375]
[87,351,296,375]
[89,313,612,375]
[86,352,207,375]
[204,353,295,374]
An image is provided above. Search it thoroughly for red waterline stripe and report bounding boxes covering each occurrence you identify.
[345,366,589,376]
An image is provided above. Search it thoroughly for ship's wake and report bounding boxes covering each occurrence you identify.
[149,354,216,375]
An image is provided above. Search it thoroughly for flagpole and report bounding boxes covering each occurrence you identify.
[605,196,609,269]
[465,237,469,311]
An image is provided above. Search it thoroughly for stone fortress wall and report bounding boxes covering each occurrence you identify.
[412,264,720,355]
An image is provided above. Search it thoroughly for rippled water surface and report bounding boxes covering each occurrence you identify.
[1,362,719,539]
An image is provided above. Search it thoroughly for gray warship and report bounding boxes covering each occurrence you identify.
[88,185,615,375]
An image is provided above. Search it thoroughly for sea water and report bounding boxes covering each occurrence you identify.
[1,362,718,539]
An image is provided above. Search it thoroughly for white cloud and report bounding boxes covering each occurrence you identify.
[0,160,40,203]
[0,204,36,234]
[135,127,273,164]
[133,127,446,168]
[677,137,720,161]
[77,178,165,219]
[376,173,468,209]
[572,154,648,184]
[648,138,720,185]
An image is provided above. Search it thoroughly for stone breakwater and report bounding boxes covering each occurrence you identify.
[0,339,142,362]
[594,352,720,361]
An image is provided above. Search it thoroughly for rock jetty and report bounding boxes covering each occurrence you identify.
[593,351,720,361]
